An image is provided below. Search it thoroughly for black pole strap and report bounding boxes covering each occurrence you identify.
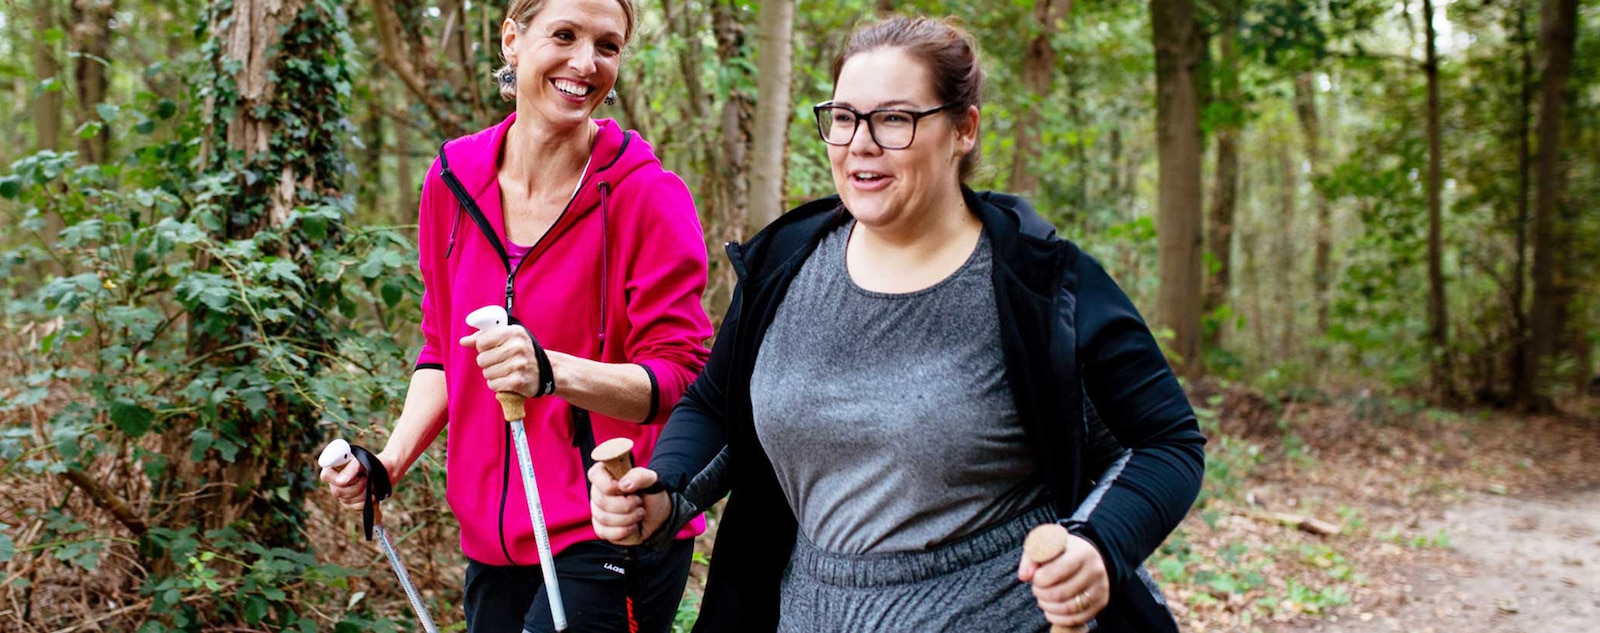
[349,444,392,542]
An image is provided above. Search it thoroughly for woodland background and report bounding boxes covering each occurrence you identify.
[0,0,1597,631]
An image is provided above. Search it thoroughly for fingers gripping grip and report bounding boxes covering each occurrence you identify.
[466,305,555,404]
[318,439,391,542]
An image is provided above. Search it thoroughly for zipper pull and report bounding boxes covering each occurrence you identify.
[504,276,515,312]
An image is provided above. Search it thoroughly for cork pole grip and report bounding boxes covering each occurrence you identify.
[590,437,636,480]
[496,391,526,422]
[1023,524,1076,633]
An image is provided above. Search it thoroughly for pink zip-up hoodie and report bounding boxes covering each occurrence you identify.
[415,114,711,566]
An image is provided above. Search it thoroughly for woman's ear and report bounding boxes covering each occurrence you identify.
[501,18,520,61]
[955,105,980,156]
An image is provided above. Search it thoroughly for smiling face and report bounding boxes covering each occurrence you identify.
[501,0,627,130]
[827,47,977,231]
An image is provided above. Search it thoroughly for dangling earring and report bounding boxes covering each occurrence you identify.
[498,66,517,88]
[604,88,618,106]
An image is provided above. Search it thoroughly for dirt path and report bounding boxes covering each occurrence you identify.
[1272,487,1600,633]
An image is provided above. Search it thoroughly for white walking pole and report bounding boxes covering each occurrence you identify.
[318,439,439,633]
[466,305,568,631]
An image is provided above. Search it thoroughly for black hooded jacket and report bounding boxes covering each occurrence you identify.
[648,189,1206,632]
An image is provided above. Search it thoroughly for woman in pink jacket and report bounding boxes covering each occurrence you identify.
[320,0,711,631]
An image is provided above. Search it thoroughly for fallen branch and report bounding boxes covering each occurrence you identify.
[59,470,147,537]
[1241,510,1342,537]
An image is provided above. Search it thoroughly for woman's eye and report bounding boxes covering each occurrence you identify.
[832,112,855,124]
[553,30,575,41]
[600,41,622,55]
[880,113,912,125]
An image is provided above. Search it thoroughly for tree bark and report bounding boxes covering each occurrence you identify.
[1009,0,1074,197]
[1150,0,1205,376]
[71,0,116,163]
[1422,0,1450,395]
[747,0,795,235]
[1203,9,1241,351]
[34,0,62,152]
[1522,0,1577,411]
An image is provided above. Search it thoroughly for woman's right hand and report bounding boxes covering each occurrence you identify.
[588,463,670,546]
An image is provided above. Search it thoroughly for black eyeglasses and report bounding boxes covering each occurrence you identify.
[812,101,960,150]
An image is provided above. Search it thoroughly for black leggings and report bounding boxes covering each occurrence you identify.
[464,538,694,633]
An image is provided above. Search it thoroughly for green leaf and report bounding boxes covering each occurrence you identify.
[381,281,403,308]
[244,594,268,623]
[75,121,103,139]
[110,400,155,438]
[189,428,215,462]
[156,99,177,120]
[0,531,14,563]
[39,77,62,93]
[0,176,19,200]
[43,28,65,43]
[95,103,119,122]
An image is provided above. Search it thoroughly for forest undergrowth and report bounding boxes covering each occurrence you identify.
[4,338,1598,633]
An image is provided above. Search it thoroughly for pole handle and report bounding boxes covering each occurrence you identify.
[1024,524,1076,633]
[590,437,635,480]
[496,391,526,421]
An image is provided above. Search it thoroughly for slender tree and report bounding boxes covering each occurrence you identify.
[748,0,795,234]
[71,0,117,163]
[1511,0,1535,403]
[1151,0,1205,376]
[1203,2,1242,351]
[1295,72,1333,340]
[1009,0,1074,197]
[1422,0,1450,394]
[34,0,63,152]
[1523,0,1580,410]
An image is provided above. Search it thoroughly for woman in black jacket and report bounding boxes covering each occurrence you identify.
[589,16,1205,633]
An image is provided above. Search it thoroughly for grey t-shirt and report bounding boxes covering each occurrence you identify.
[750,221,1049,555]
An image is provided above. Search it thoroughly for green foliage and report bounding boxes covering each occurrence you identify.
[0,1,421,629]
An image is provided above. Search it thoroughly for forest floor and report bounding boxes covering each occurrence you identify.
[5,382,1598,633]
[1166,385,1600,633]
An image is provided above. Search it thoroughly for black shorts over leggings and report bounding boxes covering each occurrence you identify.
[464,538,694,633]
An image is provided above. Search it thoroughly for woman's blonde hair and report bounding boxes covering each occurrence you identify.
[493,0,637,101]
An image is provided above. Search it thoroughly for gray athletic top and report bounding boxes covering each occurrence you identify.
[750,221,1049,554]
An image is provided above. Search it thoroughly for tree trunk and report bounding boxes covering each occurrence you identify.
[371,0,468,139]
[1422,0,1450,395]
[1510,0,1534,405]
[1203,10,1241,351]
[359,66,385,218]
[1523,0,1578,411]
[699,0,753,324]
[747,0,794,235]
[1276,126,1297,357]
[71,0,116,163]
[1294,72,1333,343]
[1009,0,1074,197]
[1150,0,1205,376]
[34,0,62,151]
[184,0,351,548]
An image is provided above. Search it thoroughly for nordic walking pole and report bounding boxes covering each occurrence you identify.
[1023,523,1083,633]
[465,305,568,631]
[590,438,643,632]
[318,439,439,633]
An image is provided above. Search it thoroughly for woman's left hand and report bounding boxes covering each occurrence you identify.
[460,326,546,398]
[1017,532,1110,629]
